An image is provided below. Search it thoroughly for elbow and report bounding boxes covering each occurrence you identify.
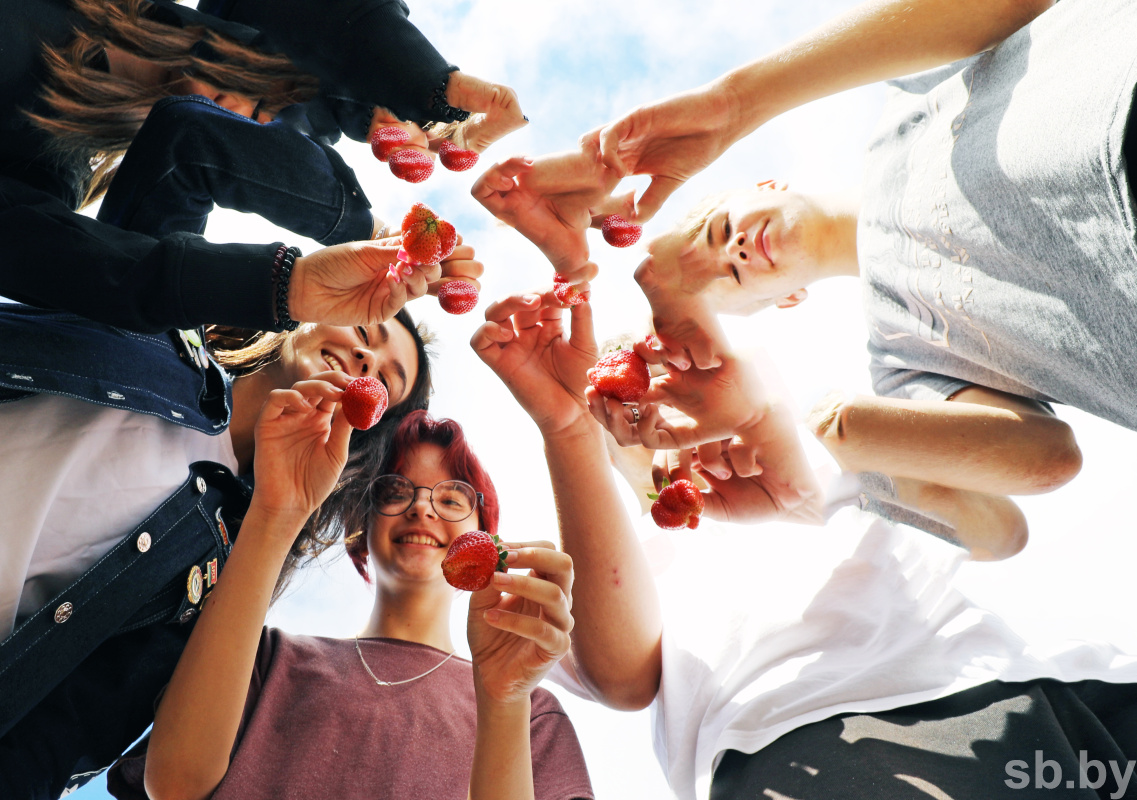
[573,646,662,712]
[1019,423,1082,494]
[966,498,1029,562]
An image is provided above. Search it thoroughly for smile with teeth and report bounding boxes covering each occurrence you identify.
[395,533,443,547]
[322,351,346,372]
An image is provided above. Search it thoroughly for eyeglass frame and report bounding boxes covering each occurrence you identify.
[370,474,484,522]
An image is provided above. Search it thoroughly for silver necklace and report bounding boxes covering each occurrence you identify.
[354,635,456,686]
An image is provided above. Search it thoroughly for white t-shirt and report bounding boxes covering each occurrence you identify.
[553,440,1137,800]
[0,394,238,638]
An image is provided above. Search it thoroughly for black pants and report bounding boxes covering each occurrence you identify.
[711,679,1137,800]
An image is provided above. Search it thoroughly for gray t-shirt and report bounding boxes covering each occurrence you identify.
[858,0,1137,429]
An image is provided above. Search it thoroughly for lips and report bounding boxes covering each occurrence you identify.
[758,220,773,265]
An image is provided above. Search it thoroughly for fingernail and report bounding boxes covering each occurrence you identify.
[388,264,402,284]
[484,609,501,623]
[503,549,519,563]
[493,571,512,585]
[402,264,415,276]
[523,294,541,304]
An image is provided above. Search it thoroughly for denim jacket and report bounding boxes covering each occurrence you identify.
[0,304,252,799]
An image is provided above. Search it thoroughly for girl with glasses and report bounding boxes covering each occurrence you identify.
[108,410,592,800]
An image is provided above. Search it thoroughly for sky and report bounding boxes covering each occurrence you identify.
[70,0,1137,797]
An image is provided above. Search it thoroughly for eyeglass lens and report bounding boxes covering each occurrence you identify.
[373,476,476,521]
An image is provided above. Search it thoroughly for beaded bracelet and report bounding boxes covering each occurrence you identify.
[272,245,302,332]
[430,72,471,124]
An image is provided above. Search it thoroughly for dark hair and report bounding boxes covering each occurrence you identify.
[205,310,435,601]
[29,0,319,205]
[344,410,500,582]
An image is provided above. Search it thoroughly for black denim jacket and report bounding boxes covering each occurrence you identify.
[0,304,252,799]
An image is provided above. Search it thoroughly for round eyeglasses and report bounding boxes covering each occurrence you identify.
[370,474,483,522]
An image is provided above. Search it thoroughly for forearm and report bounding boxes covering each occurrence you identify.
[544,421,662,710]
[144,504,304,800]
[468,691,533,800]
[719,0,1053,140]
[817,392,1081,495]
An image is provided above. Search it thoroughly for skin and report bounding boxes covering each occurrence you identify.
[228,321,418,474]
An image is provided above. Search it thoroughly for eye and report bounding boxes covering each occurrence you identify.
[731,266,741,285]
[356,326,370,345]
[723,217,732,240]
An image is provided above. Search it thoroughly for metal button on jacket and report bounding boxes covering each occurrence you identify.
[136,532,152,552]
[54,602,73,623]
[195,476,207,494]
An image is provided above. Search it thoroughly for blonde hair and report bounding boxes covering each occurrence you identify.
[28,0,319,206]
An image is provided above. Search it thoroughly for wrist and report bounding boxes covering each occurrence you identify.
[272,247,303,329]
[243,497,313,541]
[474,674,533,719]
[540,412,600,445]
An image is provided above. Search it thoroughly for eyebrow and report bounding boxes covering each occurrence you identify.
[378,324,390,344]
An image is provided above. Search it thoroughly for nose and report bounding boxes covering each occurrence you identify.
[405,487,437,518]
[727,232,758,267]
[352,346,377,377]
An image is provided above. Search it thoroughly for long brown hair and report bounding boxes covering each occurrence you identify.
[29,0,319,205]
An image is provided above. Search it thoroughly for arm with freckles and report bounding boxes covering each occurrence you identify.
[471,293,662,710]
[143,374,353,800]
[597,0,1055,221]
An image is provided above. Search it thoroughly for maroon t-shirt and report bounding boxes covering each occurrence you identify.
[109,629,594,800]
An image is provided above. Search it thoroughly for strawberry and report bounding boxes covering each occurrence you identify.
[590,348,650,402]
[649,478,704,530]
[552,273,587,306]
[388,148,434,183]
[370,126,411,162]
[437,280,479,315]
[442,531,508,591]
[601,214,642,248]
[438,140,479,172]
[341,376,389,430]
[400,202,457,264]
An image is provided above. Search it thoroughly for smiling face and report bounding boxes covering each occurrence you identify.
[365,442,483,589]
[276,322,419,408]
[636,186,839,316]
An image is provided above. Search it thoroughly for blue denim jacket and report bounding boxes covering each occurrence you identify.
[0,304,252,799]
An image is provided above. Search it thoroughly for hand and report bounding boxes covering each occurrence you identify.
[586,352,770,476]
[471,289,598,439]
[646,298,726,371]
[249,371,354,522]
[428,237,484,296]
[594,77,746,222]
[289,240,441,326]
[654,417,824,526]
[444,71,527,152]
[468,542,574,705]
[471,146,620,282]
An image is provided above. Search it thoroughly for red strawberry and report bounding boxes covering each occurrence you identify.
[442,531,508,591]
[438,140,479,172]
[389,149,434,183]
[649,478,704,530]
[589,348,650,402]
[601,214,642,248]
[400,202,458,264]
[370,126,411,162]
[437,280,479,315]
[341,376,389,430]
[552,273,587,306]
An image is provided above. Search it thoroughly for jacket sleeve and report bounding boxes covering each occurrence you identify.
[0,177,281,334]
[198,0,457,126]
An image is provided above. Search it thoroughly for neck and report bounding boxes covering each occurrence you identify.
[812,190,862,281]
[229,370,277,475]
[359,582,455,652]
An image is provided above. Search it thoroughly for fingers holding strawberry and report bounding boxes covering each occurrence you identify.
[467,541,574,706]
[443,72,527,153]
[250,371,354,524]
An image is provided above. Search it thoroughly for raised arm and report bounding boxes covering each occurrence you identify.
[144,373,353,800]
[598,0,1055,220]
[471,292,662,710]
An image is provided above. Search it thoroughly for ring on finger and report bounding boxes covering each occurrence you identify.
[626,405,641,424]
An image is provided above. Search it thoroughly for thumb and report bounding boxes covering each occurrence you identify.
[468,583,503,614]
[328,403,354,462]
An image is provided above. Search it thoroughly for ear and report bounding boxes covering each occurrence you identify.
[775,289,808,309]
